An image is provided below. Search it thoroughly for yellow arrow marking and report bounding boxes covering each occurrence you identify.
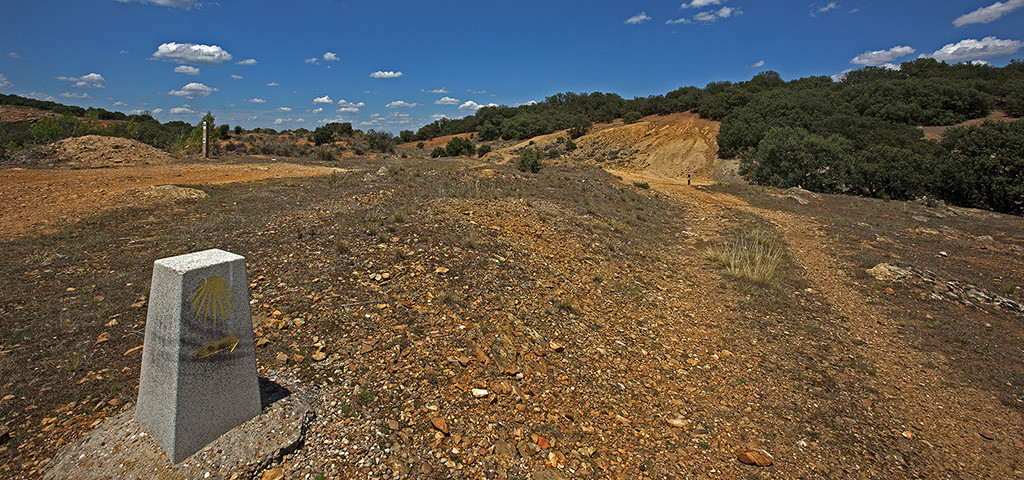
[195,333,240,359]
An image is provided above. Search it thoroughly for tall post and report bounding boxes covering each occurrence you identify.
[202,121,208,158]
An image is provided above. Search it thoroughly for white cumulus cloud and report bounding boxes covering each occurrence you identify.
[747,60,766,68]
[168,82,217,98]
[278,107,292,111]
[305,57,319,64]
[954,0,1024,27]
[666,17,692,24]
[435,96,460,105]
[248,98,266,103]
[811,1,839,16]
[370,71,404,79]
[458,101,498,112]
[0,73,13,89]
[57,73,106,88]
[115,0,195,8]
[231,74,243,80]
[851,45,915,65]
[337,107,360,113]
[323,52,339,61]
[170,106,195,115]
[113,101,127,106]
[924,36,1024,63]
[694,6,740,22]
[386,100,420,108]
[236,58,257,66]
[267,82,279,86]
[60,92,91,99]
[173,65,200,75]
[151,108,164,114]
[311,107,323,113]
[152,42,232,65]
[422,87,451,94]
[313,95,334,104]
[681,0,723,7]
[625,11,652,24]
[337,99,365,108]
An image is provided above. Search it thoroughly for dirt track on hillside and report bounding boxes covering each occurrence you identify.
[0,161,341,239]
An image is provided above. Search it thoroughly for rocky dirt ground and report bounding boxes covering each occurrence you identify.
[1,123,1024,480]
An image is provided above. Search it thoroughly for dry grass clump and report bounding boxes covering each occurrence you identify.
[706,227,785,284]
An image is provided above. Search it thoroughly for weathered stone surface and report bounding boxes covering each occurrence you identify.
[44,377,313,480]
[136,249,261,463]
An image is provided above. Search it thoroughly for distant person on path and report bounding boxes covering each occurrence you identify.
[687,170,691,186]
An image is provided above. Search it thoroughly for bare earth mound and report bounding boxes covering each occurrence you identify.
[53,135,174,168]
[571,113,720,184]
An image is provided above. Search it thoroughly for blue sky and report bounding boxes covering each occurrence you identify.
[1,0,1022,132]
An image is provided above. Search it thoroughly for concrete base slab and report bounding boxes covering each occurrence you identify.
[43,377,313,480]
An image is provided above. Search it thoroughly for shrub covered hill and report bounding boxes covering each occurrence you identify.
[408,58,1024,215]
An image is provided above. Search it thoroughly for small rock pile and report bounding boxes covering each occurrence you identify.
[868,263,1024,315]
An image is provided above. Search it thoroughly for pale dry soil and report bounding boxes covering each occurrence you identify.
[0,160,341,239]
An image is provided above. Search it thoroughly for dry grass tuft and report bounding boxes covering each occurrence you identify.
[706,227,785,284]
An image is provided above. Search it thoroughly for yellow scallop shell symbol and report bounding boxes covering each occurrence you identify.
[191,275,233,324]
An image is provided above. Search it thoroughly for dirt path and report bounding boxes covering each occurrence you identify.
[0,162,341,240]
[610,169,1024,478]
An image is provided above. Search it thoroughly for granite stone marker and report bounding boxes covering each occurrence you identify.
[136,249,261,463]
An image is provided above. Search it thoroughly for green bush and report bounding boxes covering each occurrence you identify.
[564,139,577,152]
[312,145,336,162]
[30,117,64,143]
[623,111,642,124]
[416,141,425,149]
[517,147,542,173]
[430,146,447,158]
[444,136,475,157]
[477,144,492,157]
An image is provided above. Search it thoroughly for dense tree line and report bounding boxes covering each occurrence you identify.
[404,58,1022,214]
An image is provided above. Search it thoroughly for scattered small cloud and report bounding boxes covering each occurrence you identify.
[370,70,403,79]
[954,0,1024,27]
[810,1,839,17]
[267,82,279,86]
[151,108,164,114]
[113,101,127,106]
[230,74,243,80]
[666,17,692,24]
[273,118,286,125]
[851,45,915,65]
[467,89,487,94]
[747,60,766,68]
[60,92,91,99]
[430,113,449,121]
[337,106,361,113]
[170,106,196,115]
[625,11,652,24]
[236,58,257,66]
[168,82,217,98]
[311,107,323,113]
[313,95,333,104]
[0,73,12,89]
[8,52,22,59]
[681,0,723,8]
[515,100,538,106]
[115,0,196,9]
[173,65,200,75]
[458,100,498,111]
[923,36,1023,63]
[277,107,292,111]
[971,59,992,66]
[28,92,57,101]
[422,87,451,94]
[248,98,266,103]
[151,42,232,65]
[385,100,420,108]
[337,99,365,108]
[56,73,106,88]
[694,6,740,22]
[323,52,339,62]
[435,96,460,105]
